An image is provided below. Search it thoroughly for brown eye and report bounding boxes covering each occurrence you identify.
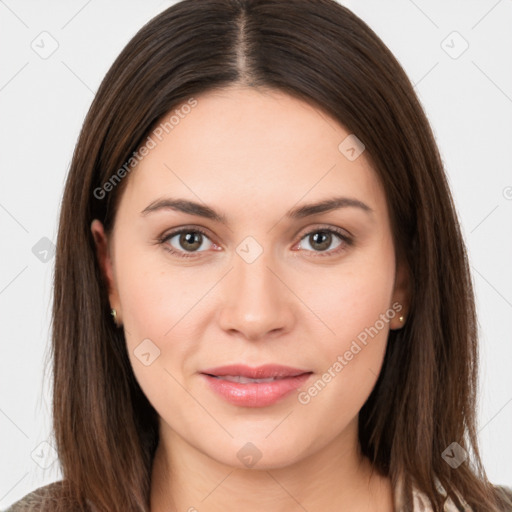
[297,228,352,256]
[177,231,203,251]
[308,231,334,251]
[161,228,215,258]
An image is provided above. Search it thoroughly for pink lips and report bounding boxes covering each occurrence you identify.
[200,364,313,407]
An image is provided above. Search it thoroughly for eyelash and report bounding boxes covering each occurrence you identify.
[157,225,353,260]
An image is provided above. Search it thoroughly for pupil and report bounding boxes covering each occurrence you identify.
[181,232,201,251]
[311,231,330,251]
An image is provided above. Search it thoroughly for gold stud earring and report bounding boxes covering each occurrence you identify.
[399,315,405,323]
[111,308,117,325]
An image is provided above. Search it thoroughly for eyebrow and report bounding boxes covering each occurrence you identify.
[140,196,373,224]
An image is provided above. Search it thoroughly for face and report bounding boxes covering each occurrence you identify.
[91,86,409,470]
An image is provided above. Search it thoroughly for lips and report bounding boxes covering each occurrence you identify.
[200,367,313,407]
[212,375,278,383]
[199,364,314,406]
[200,364,311,380]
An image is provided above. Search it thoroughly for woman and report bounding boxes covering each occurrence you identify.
[6,0,512,511]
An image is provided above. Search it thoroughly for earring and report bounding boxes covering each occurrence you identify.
[399,315,405,323]
[111,308,118,325]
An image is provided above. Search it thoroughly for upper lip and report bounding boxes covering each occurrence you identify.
[201,364,312,379]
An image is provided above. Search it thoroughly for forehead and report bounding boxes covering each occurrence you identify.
[120,86,386,223]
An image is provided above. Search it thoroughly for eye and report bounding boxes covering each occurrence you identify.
[296,227,352,257]
[158,225,353,259]
[159,227,218,259]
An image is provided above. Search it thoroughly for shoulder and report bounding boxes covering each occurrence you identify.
[412,484,469,511]
[493,484,512,508]
[412,482,512,511]
[4,480,80,511]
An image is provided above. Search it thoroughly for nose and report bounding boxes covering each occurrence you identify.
[216,249,296,341]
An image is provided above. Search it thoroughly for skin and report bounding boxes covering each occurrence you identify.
[91,85,410,512]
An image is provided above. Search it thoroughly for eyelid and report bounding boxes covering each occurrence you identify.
[295,223,353,241]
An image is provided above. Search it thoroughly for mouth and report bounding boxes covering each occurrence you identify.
[199,364,314,407]
[200,363,312,380]
[204,374,311,383]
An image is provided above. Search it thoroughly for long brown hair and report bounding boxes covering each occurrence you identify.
[49,0,511,510]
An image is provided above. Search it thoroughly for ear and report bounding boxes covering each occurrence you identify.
[90,219,121,322]
[390,260,411,330]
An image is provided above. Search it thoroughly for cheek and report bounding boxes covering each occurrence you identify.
[303,238,396,388]
[114,244,212,387]
[307,244,395,341]
[117,258,198,415]
[119,268,170,339]
[115,240,203,338]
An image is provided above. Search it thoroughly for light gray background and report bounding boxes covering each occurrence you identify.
[1,0,511,508]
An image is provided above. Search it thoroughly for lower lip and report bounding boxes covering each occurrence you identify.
[200,373,313,407]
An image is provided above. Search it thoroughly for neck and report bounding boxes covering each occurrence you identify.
[149,417,394,512]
